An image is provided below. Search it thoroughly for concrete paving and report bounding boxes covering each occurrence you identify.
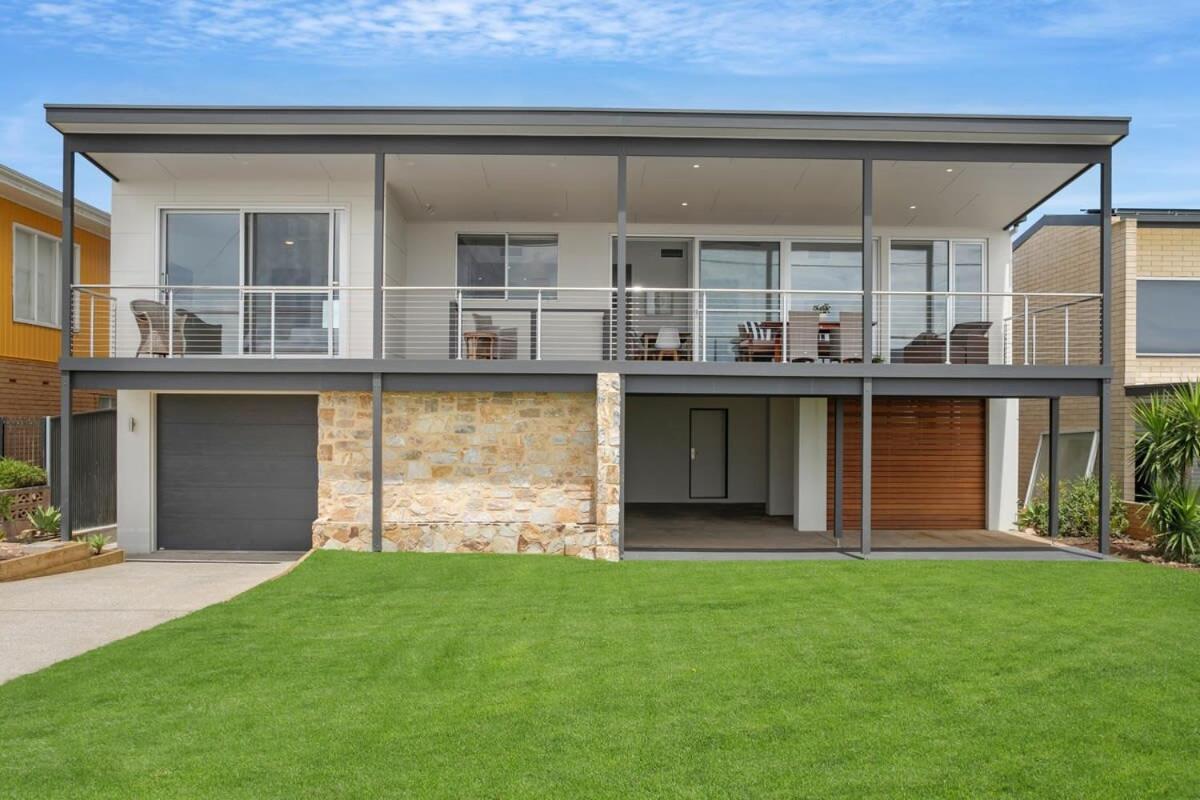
[0,557,299,684]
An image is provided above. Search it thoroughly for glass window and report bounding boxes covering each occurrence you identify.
[507,234,558,298]
[700,241,780,361]
[1137,280,1200,354]
[163,212,240,287]
[889,241,949,355]
[789,242,861,291]
[1026,430,1098,506]
[456,234,558,299]
[246,213,333,356]
[12,225,66,327]
[953,242,985,323]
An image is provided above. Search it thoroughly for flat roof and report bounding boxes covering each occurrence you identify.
[44,105,1130,145]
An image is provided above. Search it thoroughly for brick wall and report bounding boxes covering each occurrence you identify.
[1013,220,1125,499]
[0,355,112,418]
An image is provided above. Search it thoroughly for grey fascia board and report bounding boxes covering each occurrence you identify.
[45,104,1130,144]
[62,358,1111,383]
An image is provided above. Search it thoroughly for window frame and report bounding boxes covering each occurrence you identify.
[1135,277,1200,357]
[1024,429,1100,507]
[157,206,346,358]
[12,222,79,330]
[454,232,560,299]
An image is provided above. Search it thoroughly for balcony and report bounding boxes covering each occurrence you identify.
[69,284,1101,368]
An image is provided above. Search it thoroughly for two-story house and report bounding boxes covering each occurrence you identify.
[1,163,110,420]
[45,106,1127,558]
[1015,209,1200,506]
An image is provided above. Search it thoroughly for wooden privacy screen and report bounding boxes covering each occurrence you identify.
[826,398,986,530]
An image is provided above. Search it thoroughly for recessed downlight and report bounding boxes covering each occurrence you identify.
[908,205,917,210]
[283,240,295,246]
[692,163,701,169]
[680,201,689,207]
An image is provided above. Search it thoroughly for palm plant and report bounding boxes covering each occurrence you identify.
[1133,383,1200,561]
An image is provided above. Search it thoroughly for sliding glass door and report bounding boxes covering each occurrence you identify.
[887,240,986,362]
[699,241,780,361]
[161,210,337,356]
[245,212,335,355]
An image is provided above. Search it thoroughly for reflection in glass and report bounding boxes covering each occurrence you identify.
[246,213,332,356]
[507,235,558,299]
[457,234,505,298]
[888,241,950,361]
[1137,280,1200,354]
[700,241,780,361]
[164,212,241,355]
[1028,431,1097,505]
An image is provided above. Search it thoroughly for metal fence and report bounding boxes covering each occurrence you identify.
[0,416,46,468]
[48,408,116,531]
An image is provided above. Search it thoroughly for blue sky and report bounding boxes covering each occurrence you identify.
[2,0,1198,231]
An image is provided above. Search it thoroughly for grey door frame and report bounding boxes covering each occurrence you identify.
[689,407,729,499]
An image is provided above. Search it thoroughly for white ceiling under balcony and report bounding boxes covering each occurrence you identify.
[90,151,1089,231]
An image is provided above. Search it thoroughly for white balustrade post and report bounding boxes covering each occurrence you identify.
[88,294,95,358]
[944,293,952,365]
[1023,296,1030,366]
[700,291,708,362]
[167,289,175,358]
[535,289,543,360]
[781,292,789,363]
[270,292,277,358]
[456,289,464,360]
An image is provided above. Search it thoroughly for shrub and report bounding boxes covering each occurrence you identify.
[26,506,61,536]
[0,494,13,522]
[1146,481,1200,563]
[0,458,46,490]
[1018,475,1127,539]
[84,533,108,555]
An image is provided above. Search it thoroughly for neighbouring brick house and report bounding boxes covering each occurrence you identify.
[1014,209,1200,504]
[46,105,1128,558]
[0,164,111,418]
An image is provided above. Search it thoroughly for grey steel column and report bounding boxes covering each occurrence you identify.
[1048,396,1060,539]
[862,160,874,363]
[861,378,872,556]
[59,372,72,541]
[618,379,626,559]
[834,397,844,546]
[1098,157,1113,555]
[59,141,74,541]
[373,153,385,360]
[372,372,383,552]
[1098,381,1111,554]
[616,155,628,361]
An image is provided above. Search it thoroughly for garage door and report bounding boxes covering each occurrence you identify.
[827,398,986,530]
[157,395,318,550]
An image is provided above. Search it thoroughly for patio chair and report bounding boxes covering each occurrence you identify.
[785,311,819,362]
[471,313,518,359]
[949,320,992,364]
[652,326,684,361]
[831,311,864,363]
[734,321,777,362]
[130,299,186,357]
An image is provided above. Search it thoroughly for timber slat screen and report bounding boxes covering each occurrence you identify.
[828,398,986,530]
[49,408,116,531]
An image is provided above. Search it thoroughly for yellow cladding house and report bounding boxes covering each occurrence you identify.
[1,163,111,417]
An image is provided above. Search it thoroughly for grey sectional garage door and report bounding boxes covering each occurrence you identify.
[156,395,318,551]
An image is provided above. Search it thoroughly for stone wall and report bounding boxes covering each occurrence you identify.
[312,374,621,560]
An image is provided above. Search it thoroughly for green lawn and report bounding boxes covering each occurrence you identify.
[2,553,1198,799]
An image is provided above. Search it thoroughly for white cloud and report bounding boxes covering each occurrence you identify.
[4,0,983,73]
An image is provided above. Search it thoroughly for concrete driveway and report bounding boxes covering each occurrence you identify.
[0,556,300,684]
